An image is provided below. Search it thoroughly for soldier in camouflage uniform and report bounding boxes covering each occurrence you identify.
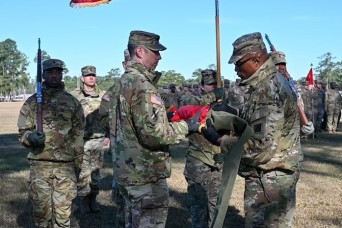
[228,32,302,227]
[180,69,232,228]
[325,82,342,133]
[17,59,85,227]
[312,81,325,133]
[98,49,130,226]
[271,51,314,135]
[113,30,201,227]
[71,65,106,213]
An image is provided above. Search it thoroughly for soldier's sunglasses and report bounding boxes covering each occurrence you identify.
[235,57,254,69]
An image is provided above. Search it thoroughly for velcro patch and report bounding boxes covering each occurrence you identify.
[151,95,162,106]
[102,94,110,101]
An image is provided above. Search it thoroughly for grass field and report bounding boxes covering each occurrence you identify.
[0,102,341,227]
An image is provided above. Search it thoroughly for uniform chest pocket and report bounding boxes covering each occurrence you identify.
[57,103,75,122]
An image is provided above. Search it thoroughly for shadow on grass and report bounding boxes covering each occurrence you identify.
[301,131,342,179]
[0,133,29,174]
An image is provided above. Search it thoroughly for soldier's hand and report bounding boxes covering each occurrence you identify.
[213,153,224,164]
[167,112,175,122]
[213,88,224,101]
[27,131,46,147]
[301,121,314,135]
[185,110,202,133]
[219,135,239,153]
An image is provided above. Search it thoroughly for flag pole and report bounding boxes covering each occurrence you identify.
[215,0,222,89]
[310,63,315,139]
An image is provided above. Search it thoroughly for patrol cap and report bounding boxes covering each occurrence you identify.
[169,83,176,89]
[128,30,166,51]
[228,32,266,64]
[43,59,64,71]
[124,49,131,62]
[81,65,96,76]
[224,79,231,85]
[182,83,192,88]
[271,51,287,65]
[201,69,217,85]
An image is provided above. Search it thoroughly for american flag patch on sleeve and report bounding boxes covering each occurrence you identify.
[151,95,162,105]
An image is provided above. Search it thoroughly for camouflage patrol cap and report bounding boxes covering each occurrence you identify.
[224,79,231,85]
[271,51,287,65]
[81,65,96,76]
[124,49,131,61]
[201,69,217,85]
[128,30,167,51]
[42,59,64,71]
[228,32,266,64]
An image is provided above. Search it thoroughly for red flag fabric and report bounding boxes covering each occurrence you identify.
[306,68,314,85]
[70,0,111,8]
[170,105,210,124]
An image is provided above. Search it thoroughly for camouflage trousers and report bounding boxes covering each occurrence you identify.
[119,178,169,228]
[326,110,340,131]
[78,138,104,196]
[28,160,77,228]
[184,156,222,228]
[244,170,300,228]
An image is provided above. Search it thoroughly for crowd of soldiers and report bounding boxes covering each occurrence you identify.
[301,80,342,135]
[16,30,341,228]
[160,77,342,138]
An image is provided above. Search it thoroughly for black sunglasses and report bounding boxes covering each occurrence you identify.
[235,57,254,69]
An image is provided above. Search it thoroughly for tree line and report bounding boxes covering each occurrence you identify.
[1,38,342,99]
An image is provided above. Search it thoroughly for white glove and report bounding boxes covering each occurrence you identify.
[301,121,314,135]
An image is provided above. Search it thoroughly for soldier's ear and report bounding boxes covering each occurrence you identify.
[80,76,85,83]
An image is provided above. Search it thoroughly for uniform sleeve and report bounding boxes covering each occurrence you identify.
[71,99,85,168]
[98,90,111,137]
[17,96,36,147]
[132,89,188,149]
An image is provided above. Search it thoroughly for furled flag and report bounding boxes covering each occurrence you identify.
[70,0,111,8]
[306,67,314,86]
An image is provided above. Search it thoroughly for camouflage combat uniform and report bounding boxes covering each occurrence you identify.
[71,82,105,198]
[239,58,302,228]
[18,82,85,227]
[98,80,125,225]
[227,82,245,112]
[325,86,342,132]
[181,70,224,228]
[113,58,190,227]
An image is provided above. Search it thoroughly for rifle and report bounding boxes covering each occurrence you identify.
[265,34,309,126]
[36,38,43,133]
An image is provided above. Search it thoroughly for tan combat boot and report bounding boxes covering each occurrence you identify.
[89,194,101,213]
[80,195,90,214]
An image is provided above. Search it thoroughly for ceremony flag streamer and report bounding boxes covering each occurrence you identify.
[70,0,111,8]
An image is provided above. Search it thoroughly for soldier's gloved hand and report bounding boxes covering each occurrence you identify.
[27,131,46,147]
[220,135,239,153]
[211,102,238,115]
[202,126,221,146]
[301,121,314,135]
[213,87,224,101]
[213,153,225,164]
[185,110,202,133]
[167,112,175,122]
